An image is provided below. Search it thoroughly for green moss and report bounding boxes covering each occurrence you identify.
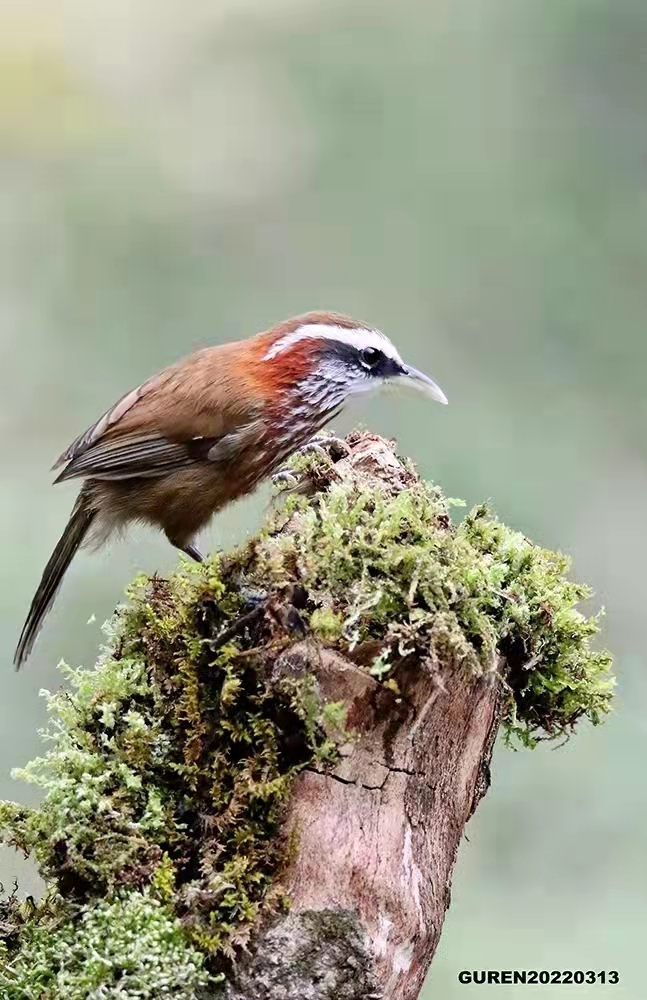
[1,579,335,972]
[309,607,344,642]
[0,889,207,999]
[261,463,613,747]
[0,433,614,996]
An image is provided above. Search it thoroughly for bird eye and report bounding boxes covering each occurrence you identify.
[359,346,382,369]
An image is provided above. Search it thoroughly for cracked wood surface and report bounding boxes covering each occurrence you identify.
[276,644,501,1000]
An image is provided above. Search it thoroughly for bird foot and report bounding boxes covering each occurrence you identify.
[306,431,351,461]
[271,469,300,489]
[271,431,349,491]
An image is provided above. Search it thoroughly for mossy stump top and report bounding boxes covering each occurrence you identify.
[0,430,613,1000]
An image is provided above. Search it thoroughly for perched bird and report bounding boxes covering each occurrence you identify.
[14,311,447,668]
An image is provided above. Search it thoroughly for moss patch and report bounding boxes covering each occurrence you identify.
[0,432,614,996]
[0,887,207,1000]
[258,446,613,748]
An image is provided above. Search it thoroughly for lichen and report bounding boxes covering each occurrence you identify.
[0,432,614,996]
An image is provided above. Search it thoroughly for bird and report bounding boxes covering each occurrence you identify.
[14,311,447,668]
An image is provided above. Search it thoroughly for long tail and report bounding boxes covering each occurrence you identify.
[14,491,96,669]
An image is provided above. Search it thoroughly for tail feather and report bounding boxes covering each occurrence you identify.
[14,493,96,669]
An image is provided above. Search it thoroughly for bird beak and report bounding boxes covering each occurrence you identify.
[399,364,448,405]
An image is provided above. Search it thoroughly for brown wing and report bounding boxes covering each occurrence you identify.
[52,373,171,471]
[53,434,203,482]
[51,344,266,483]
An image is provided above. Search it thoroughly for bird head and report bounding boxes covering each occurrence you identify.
[258,312,448,419]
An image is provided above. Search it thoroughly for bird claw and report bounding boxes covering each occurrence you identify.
[271,432,349,494]
[294,442,330,461]
[271,469,300,489]
[287,431,350,465]
[307,431,351,459]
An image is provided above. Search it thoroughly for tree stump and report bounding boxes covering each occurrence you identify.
[220,653,501,1000]
[0,432,613,1000]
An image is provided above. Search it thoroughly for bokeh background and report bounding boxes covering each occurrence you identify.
[1,1,645,996]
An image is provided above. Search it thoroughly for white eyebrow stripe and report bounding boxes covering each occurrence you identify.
[262,323,402,363]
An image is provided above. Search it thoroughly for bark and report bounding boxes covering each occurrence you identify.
[212,435,504,1000]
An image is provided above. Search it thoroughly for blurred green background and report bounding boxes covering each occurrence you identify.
[0,0,645,996]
